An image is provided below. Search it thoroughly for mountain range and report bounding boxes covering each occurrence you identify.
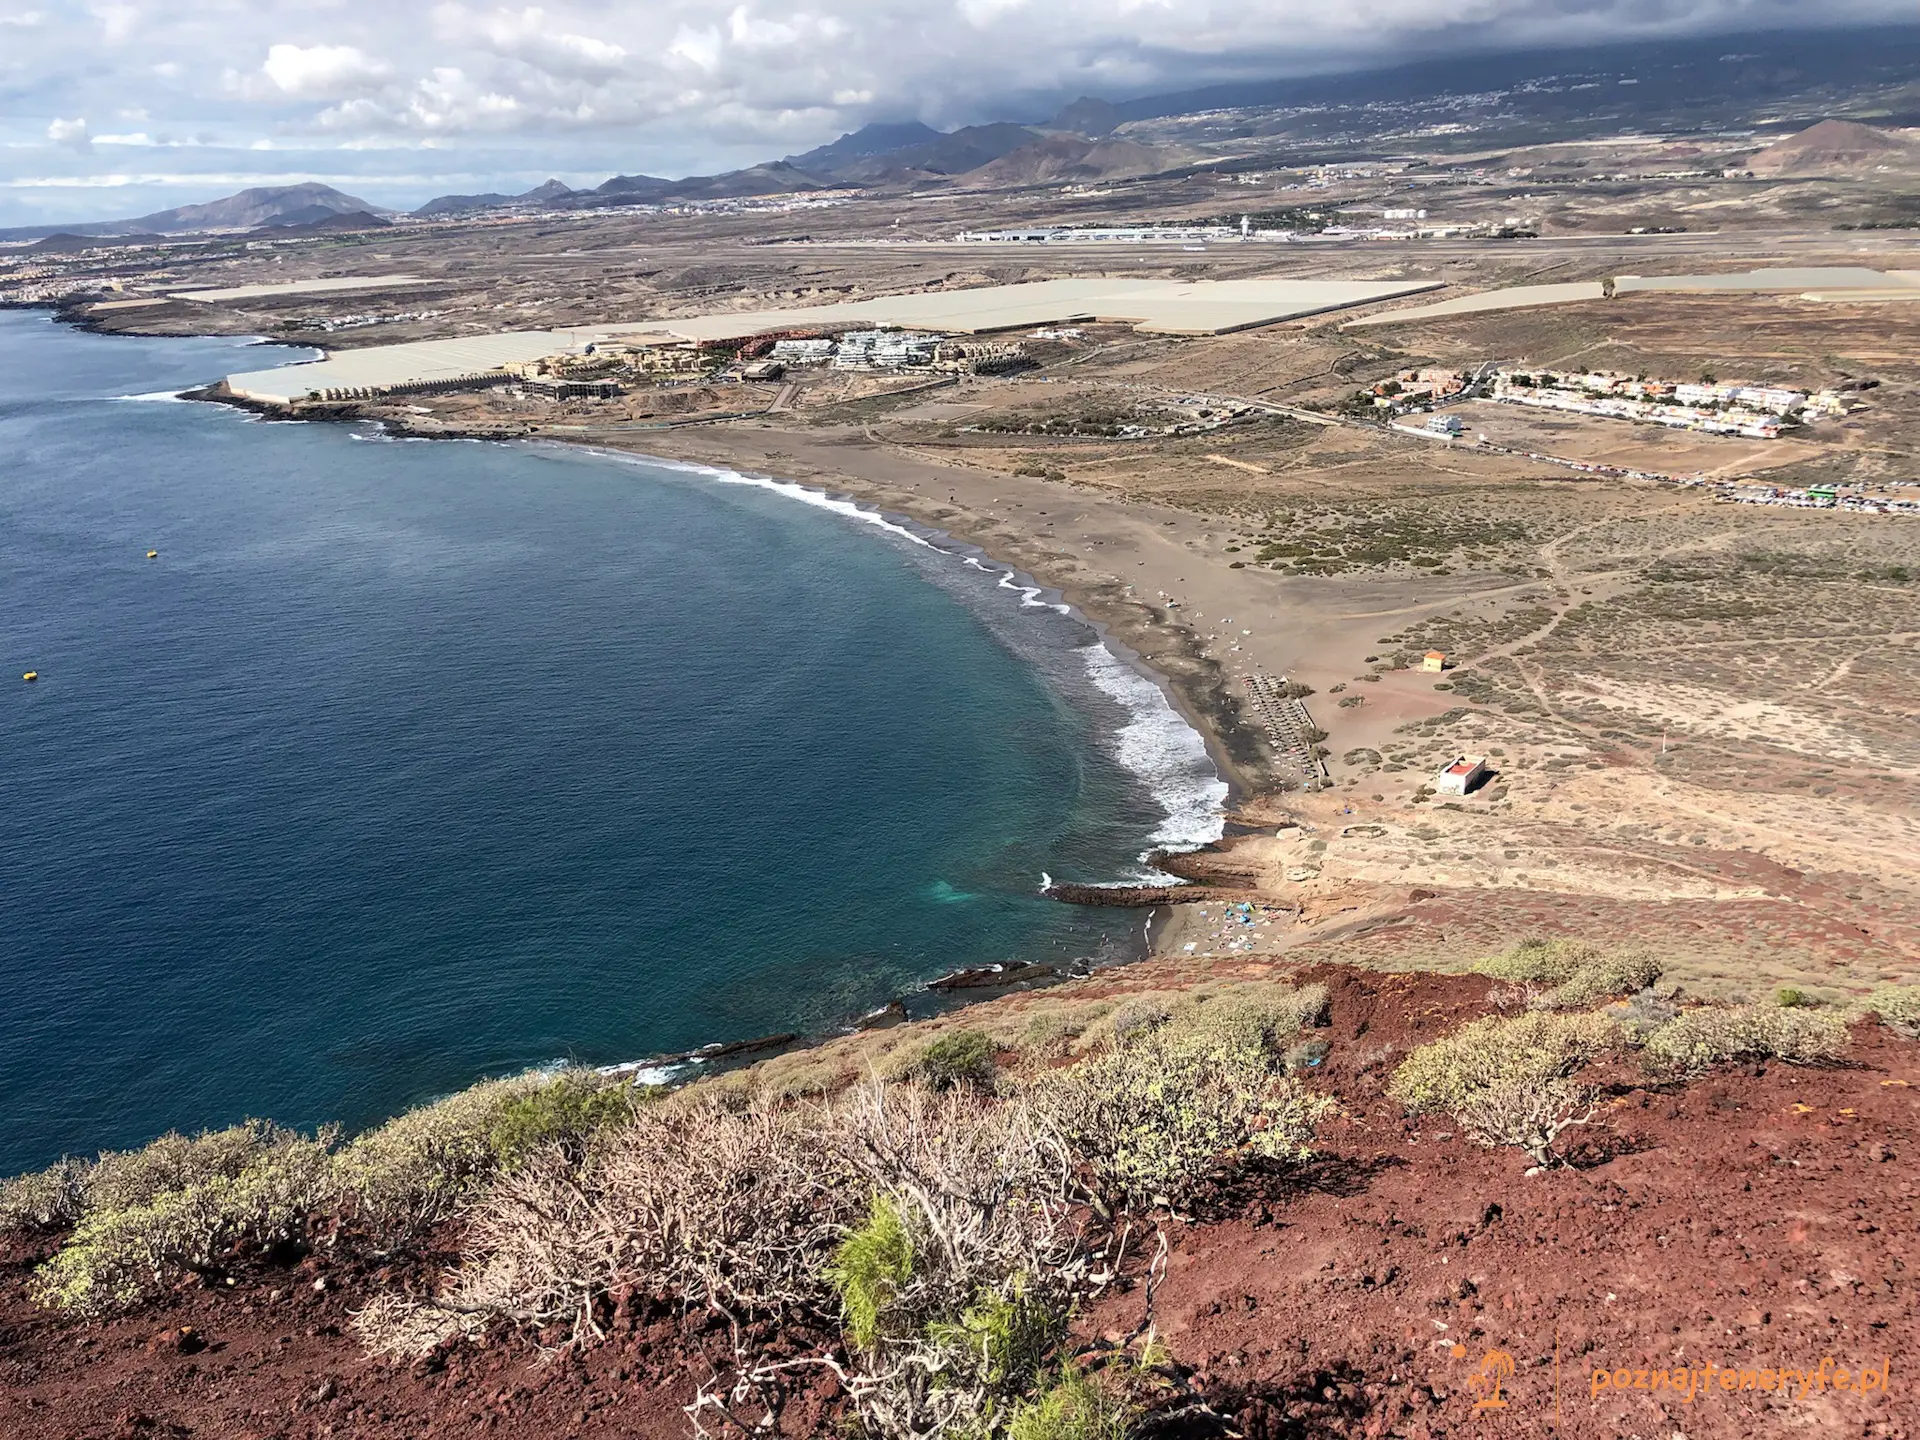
[5,24,1918,242]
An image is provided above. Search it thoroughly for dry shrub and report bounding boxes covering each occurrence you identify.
[1454,1077,1597,1168]
[1866,985,1920,1039]
[1641,1005,1850,1078]
[1601,991,1679,1042]
[0,1159,88,1233]
[810,1085,1080,1440]
[439,1082,1091,1436]
[15,1068,637,1315]
[344,997,1341,1435]
[334,1070,617,1251]
[1387,1011,1620,1117]
[351,1289,483,1362]
[449,1099,859,1340]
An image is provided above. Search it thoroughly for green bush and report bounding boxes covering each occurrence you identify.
[897,1030,999,1092]
[1776,988,1811,1009]
[1017,1011,1078,1062]
[826,1194,915,1353]
[1470,938,1600,985]
[1387,1011,1620,1117]
[487,1072,637,1171]
[1,1121,298,1236]
[1104,997,1174,1048]
[87,1122,286,1216]
[1034,1025,1335,1214]
[1007,1368,1134,1440]
[927,1277,1064,1396]
[1641,1006,1850,1078]
[1173,984,1330,1058]
[28,1132,335,1316]
[1865,985,1920,1039]
[1534,950,1664,1010]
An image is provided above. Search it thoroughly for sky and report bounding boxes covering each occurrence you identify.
[0,0,1906,226]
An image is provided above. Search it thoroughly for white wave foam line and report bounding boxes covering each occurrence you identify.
[642,456,940,551]
[598,1057,698,1087]
[1079,642,1227,853]
[995,567,1070,614]
[111,389,189,403]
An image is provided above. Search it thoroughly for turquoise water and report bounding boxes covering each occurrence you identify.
[0,313,1222,1175]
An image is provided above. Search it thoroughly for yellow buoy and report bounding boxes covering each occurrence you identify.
[147,550,159,560]
[22,671,38,682]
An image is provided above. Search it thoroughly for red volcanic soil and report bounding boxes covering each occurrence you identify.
[3,966,1916,1440]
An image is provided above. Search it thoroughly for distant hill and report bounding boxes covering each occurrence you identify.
[590,172,678,201]
[957,136,1193,188]
[249,209,390,237]
[785,122,944,173]
[1048,97,1122,138]
[805,123,1042,184]
[413,179,577,217]
[588,161,825,205]
[24,231,170,253]
[129,184,387,235]
[1747,118,1914,175]
[0,182,387,241]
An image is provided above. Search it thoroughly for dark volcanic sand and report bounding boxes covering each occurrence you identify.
[3,965,1914,1440]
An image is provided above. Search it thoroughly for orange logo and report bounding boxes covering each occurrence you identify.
[1472,1349,1516,1411]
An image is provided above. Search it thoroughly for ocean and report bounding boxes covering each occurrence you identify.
[0,312,1224,1176]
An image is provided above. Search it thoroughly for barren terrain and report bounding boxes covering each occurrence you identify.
[5,108,1920,1438]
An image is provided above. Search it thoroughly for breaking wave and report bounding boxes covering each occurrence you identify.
[1078,642,1229,854]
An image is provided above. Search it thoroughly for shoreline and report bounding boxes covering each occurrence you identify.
[166,377,1258,1082]
[63,312,1510,1089]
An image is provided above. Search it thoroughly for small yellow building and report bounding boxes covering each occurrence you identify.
[1421,651,1447,673]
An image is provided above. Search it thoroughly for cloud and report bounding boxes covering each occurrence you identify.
[46,116,90,150]
[464,7,629,80]
[262,43,392,99]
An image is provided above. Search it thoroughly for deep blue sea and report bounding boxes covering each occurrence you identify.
[0,312,1223,1175]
